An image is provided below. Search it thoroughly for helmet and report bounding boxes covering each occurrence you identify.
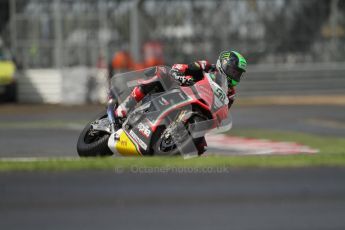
[216,51,247,87]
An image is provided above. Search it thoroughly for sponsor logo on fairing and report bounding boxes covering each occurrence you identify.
[138,122,151,138]
[158,97,169,106]
[129,130,148,150]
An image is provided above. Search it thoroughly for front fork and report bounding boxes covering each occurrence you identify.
[107,98,118,133]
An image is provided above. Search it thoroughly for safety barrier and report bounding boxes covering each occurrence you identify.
[17,67,108,104]
[238,62,345,97]
[17,63,345,104]
[17,69,62,103]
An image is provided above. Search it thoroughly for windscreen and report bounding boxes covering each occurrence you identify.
[110,66,177,104]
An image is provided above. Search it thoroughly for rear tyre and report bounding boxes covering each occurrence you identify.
[77,113,113,157]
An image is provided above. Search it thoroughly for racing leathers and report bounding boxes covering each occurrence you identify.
[113,61,236,118]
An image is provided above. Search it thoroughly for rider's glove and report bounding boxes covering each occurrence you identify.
[209,64,217,72]
[170,69,194,85]
[178,75,194,85]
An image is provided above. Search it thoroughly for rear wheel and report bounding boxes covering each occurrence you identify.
[77,113,113,157]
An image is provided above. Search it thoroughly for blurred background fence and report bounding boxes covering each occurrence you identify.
[0,0,344,103]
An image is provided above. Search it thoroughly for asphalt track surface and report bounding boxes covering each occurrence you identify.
[0,104,344,157]
[1,104,345,230]
[1,168,345,230]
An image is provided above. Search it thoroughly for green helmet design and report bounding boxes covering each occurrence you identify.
[216,50,247,86]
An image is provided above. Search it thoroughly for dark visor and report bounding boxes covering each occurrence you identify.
[222,61,244,82]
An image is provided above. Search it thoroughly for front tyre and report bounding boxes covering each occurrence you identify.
[77,114,113,157]
[153,133,206,156]
[153,115,207,156]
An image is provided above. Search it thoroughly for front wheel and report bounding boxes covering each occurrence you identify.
[153,115,207,156]
[77,113,113,157]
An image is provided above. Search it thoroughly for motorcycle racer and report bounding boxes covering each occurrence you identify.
[112,50,247,118]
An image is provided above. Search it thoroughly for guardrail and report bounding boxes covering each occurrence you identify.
[17,63,345,104]
[17,67,108,104]
[17,69,62,103]
[238,62,345,97]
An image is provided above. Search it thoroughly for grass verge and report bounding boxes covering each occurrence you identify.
[1,154,345,172]
[0,130,344,172]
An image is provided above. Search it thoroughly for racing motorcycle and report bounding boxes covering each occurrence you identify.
[77,66,232,158]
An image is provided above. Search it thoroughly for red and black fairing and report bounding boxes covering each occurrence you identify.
[180,76,229,123]
[122,74,228,155]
